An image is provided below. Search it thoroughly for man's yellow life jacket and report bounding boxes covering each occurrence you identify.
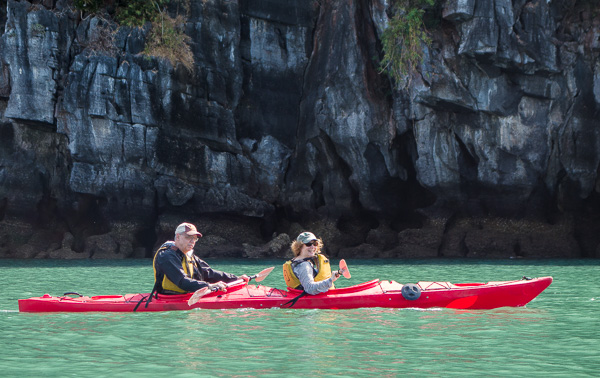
[153,242,195,294]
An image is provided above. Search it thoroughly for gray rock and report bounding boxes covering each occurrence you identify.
[0,0,598,259]
[243,233,291,259]
[2,1,74,124]
[443,0,475,23]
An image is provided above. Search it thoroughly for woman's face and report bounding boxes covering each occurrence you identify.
[301,240,318,257]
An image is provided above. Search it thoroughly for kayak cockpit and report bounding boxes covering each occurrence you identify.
[287,279,381,295]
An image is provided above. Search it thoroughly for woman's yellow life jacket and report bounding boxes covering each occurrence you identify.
[282,253,334,289]
[153,243,195,294]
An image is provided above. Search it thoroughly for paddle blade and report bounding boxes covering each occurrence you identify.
[253,267,274,283]
[339,259,351,279]
[187,287,210,306]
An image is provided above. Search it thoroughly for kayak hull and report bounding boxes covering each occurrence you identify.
[18,277,552,312]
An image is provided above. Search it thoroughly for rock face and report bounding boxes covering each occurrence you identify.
[0,0,598,260]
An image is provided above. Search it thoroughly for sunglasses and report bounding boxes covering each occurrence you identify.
[304,241,318,247]
[184,235,199,242]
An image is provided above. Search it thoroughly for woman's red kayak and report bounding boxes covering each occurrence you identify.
[18,276,552,312]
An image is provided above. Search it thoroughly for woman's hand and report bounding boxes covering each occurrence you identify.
[332,271,341,282]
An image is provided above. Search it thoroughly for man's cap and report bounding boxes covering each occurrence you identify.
[297,232,317,244]
[175,223,203,237]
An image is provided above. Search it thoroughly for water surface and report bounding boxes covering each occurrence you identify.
[1,259,597,377]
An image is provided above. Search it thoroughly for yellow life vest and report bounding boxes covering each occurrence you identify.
[153,242,195,294]
[282,253,334,289]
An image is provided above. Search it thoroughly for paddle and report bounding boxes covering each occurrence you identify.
[187,266,274,306]
[249,266,275,283]
[337,259,351,279]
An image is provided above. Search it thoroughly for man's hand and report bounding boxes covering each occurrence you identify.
[209,281,227,292]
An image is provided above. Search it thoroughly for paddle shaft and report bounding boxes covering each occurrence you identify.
[188,267,274,306]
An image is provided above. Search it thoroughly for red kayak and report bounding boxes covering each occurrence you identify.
[18,276,552,312]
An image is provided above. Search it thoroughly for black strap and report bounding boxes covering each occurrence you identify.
[133,294,148,312]
[291,257,319,278]
[133,282,160,312]
[62,292,82,297]
[280,291,307,308]
[291,257,315,267]
[144,285,159,309]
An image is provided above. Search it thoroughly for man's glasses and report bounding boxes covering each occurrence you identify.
[304,241,318,247]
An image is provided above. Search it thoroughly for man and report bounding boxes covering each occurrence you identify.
[153,222,249,294]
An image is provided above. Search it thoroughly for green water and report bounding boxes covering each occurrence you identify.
[1,259,598,377]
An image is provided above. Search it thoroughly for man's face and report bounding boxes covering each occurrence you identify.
[175,233,198,253]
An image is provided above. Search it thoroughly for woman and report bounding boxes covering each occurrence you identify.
[282,231,341,294]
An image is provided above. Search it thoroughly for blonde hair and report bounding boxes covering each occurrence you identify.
[290,238,323,257]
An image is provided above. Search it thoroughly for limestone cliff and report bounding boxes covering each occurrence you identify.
[0,0,598,259]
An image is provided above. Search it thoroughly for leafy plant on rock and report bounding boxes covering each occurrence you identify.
[379,0,438,87]
[86,22,119,57]
[70,0,195,70]
[116,0,168,27]
[143,13,194,71]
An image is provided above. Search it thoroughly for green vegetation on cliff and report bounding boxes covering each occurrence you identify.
[73,0,193,70]
[379,0,440,86]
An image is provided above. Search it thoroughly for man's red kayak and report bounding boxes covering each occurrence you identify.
[18,276,552,312]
